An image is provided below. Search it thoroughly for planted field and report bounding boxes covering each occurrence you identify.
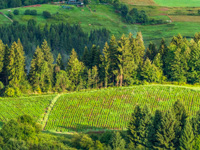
[153,0,200,7]
[0,95,55,123]
[45,85,200,132]
[120,0,156,6]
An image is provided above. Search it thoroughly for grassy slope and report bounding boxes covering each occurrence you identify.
[154,0,200,7]
[0,95,56,125]
[45,85,200,132]
[1,4,200,47]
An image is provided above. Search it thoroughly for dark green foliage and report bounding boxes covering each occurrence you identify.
[43,11,51,18]
[154,110,176,149]
[24,9,31,15]
[179,120,195,150]
[13,9,19,15]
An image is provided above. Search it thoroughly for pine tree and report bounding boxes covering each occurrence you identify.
[0,40,5,73]
[56,53,64,70]
[111,132,126,150]
[188,40,200,83]
[29,46,44,92]
[135,32,145,67]
[141,58,158,82]
[101,42,110,88]
[91,66,98,88]
[82,46,90,67]
[127,105,142,146]
[108,35,118,85]
[154,110,176,150]
[54,70,70,92]
[138,105,152,148]
[148,110,163,148]
[116,34,136,86]
[179,120,195,150]
[153,53,164,82]
[145,42,157,61]
[87,69,92,89]
[173,100,188,148]
[6,40,25,87]
[67,49,85,90]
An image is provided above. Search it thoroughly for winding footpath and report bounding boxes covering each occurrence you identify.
[42,94,62,130]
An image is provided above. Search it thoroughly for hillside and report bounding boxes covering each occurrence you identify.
[1,2,200,46]
[0,85,199,132]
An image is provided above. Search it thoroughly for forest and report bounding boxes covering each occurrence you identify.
[0,28,200,96]
[0,100,199,149]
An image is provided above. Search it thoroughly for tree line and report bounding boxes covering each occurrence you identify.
[0,22,110,67]
[0,0,61,9]
[0,32,200,96]
[0,101,200,149]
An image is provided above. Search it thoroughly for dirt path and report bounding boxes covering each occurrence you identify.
[42,94,62,130]
[0,12,13,22]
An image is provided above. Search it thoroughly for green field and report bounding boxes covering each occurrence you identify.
[1,4,200,47]
[154,0,200,7]
[45,85,200,132]
[0,95,55,124]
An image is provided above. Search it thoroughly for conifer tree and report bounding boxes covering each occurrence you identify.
[135,32,145,67]
[111,132,126,150]
[108,35,118,85]
[56,53,64,70]
[87,69,92,89]
[82,46,90,67]
[179,120,195,150]
[148,110,163,148]
[116,34,136,86]
[141,58,158,82]
[29,46,44,92]
[154,110,176,150]
[0,40,5,73]
[138,105,152,148]
[101,42,110,88]
[91,66,98,88]
[54,70,70,92]
[127,105,142,146]
[188,40,200,83]
[67,49,85,90]
[145,42,157,61]
[173,100,188,148]
[6,40,25,87]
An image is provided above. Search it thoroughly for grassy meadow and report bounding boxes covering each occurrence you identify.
[1,3,200,47]
[154,0,200,7]
[45,85,200,132]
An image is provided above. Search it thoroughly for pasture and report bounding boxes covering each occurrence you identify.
[153,0,200,7]
[45,85,200,132]
[1,4,200,47]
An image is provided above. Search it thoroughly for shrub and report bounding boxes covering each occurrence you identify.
[13,9,19,15]
[43,11,51,18]
[24,9,31,15]
[30,10,37,15]
[4,87,15,97]
[8,12,13,19]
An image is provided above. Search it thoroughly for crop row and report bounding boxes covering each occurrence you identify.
[45,85,200,132]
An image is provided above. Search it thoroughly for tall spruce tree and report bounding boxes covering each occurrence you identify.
[116,34,136,86]
[66,49,85,90]
[6,40,25,87]
[108,35,118,85]
[29,46,44,92]
[154,110,176,150]
[173,100,188,148]
[101,42,110,88]
[56,53,64,70]
[179,120,195,150]
[127,105,142,147]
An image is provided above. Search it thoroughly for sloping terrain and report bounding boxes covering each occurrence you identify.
[45,85,200,132]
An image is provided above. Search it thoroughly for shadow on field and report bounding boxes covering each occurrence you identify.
[58,123,110,133]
